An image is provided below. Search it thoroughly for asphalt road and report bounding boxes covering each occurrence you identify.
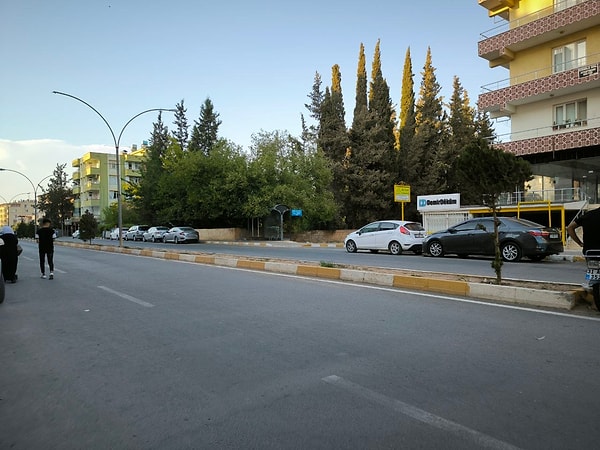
[2,244,600,449]
[88,237,586,285]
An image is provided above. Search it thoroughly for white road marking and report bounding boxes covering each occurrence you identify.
[97,286,154,308]
[322,375,522,450]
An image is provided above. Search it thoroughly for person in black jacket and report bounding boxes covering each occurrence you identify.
[36,218,57,279]
[0,226,19,283]
[567,206,600,254]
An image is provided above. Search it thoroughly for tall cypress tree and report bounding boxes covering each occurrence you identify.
[397,47,416,184]
[408,47,447,210]
[189,97,222,155]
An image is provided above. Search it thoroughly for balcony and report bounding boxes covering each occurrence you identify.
[72,185,81,195]
[84,166,100,176]
[490,116,600,157]
[72,170,80,181]
[478,0,517,20]
[80,198,101,209]
[478,0,600,66]
[84,180,101,191]
[479,58,600,115]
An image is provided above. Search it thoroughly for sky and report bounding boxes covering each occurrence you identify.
[0,0,507,202]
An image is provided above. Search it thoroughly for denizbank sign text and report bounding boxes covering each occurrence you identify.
[417,193,460,212]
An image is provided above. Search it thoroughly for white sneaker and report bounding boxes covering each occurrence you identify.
[49,273,54,280]
[41,274,47,279]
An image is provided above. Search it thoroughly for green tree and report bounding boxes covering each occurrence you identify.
[172,99,189,151]
[37,163,73,234]
[301,71,324,147]
[442,76,477,194]
[344,40,397,227]
[245,131,337,232]
[79,209,98,243]
[405,47,448,219]
[397,47,416,184]
[135,112,169,224]
[189,98,222,155]
[456,142,532,284]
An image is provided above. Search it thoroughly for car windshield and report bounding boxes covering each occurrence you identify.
[179,227,195,232]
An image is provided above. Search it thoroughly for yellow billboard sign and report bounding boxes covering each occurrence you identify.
[394,184,410,202]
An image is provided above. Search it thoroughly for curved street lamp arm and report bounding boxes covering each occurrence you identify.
[117,108,175,147]
[52,90,117,147]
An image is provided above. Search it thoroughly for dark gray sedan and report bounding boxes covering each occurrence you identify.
[422,216,564,262]
[163,227,200,244]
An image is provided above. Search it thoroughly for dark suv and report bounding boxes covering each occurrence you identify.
[124,225,150,241]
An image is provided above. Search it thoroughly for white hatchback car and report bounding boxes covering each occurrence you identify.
[344,220,425,255]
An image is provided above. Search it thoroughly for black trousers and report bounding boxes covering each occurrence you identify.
[39,250,54,274]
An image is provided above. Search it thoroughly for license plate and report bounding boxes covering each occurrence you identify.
[415,233,424,238]
[586,269,600,281]
[549,233,559,239]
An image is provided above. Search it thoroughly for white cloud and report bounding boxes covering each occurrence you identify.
[0,139,123,202]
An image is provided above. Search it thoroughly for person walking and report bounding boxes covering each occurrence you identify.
[0,226,19,283]
[567,206,600,253]
[36,218,57,279]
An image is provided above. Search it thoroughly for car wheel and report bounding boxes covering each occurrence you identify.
[388,241,402,255]
[345,240,357,253]
[501,242,522,262]
[174,237,179,244]
[427,240,444,257]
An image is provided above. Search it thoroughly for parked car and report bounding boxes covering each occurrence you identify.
[109,228,127,240]
[143,226,170,242]
[344,220,425,255]
[72,230,80,239]
[422,216,564,262]
[163,226,200,244]
[125,225,150,241]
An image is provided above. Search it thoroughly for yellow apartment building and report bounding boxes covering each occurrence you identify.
[478,0,600,210]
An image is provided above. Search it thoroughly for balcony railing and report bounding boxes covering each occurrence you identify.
[481,54,599,93]
[479,0,590,40]
[491,115,600,143]
[498,187,587,206]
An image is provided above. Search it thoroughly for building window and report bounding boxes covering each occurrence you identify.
[553,40,586,73]
[553,99,587,130]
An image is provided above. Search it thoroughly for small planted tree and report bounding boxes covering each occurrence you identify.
[79,210,98,244]
[456,142,532,284]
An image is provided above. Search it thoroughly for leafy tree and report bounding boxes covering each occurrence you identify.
[79,209,98,243]
[172,99,189,152]
[15,221,34,239]
[189,98,222,155]
[36,163,73,234]
[245,131,336,232]
[456,141,532,284]
[100,201,140,230]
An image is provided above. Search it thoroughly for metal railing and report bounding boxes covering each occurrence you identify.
[498,187,587,206]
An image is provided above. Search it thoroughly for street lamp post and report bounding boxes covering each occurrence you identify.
[53,91,175,247]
